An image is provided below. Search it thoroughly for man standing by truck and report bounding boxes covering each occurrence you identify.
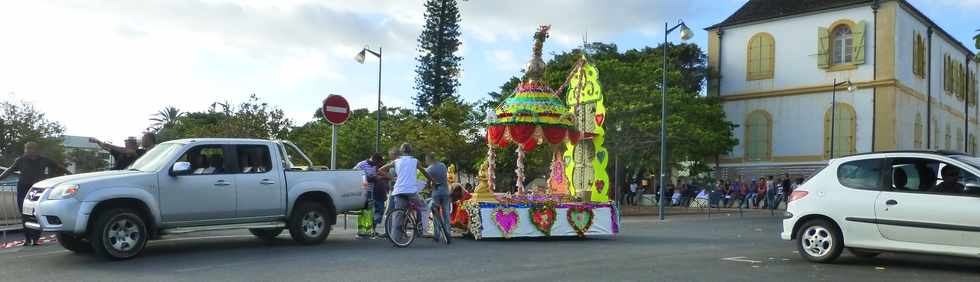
[353,154,383,239]
[89,137,145,170]
[0,141,69,246]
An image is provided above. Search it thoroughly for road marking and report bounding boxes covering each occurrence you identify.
[721,256,761,264]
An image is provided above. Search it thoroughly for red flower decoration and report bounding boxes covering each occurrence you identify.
[508,124,535,144]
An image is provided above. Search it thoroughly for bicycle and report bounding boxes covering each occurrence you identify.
[385,194,451,247]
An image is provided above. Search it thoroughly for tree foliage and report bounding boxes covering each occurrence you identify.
[414,0,463,114]
[292,100,483,172]
[158,94,292,141]
[149,106,182,132]
[484,42,737,180]
[0,101,65,165]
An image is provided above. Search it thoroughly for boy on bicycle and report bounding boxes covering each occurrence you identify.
[425,152,451,243]
[379,143,431,241]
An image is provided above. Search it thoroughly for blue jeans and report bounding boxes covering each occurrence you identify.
[373,195,386,227]
[744,192,757,208]
[429,194,451,241]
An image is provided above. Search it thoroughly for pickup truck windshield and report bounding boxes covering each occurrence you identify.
[128,143,182,172]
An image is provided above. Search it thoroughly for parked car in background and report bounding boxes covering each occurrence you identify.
[0,167,21,231]
[22,139,367,260]
[782,150,980,263]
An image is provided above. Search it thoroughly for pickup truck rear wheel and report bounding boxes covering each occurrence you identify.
[56,232,92,253]
[288,202,331,245]
[89,208,148,260]
[249,228,283,241]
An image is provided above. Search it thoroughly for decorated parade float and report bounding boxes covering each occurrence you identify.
[457,26,619,240]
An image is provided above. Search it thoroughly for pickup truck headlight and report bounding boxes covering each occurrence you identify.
[48,184,79,200]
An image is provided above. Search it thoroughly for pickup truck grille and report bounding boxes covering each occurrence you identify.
[27,187,45,201]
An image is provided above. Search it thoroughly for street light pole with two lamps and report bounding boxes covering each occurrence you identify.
[355,46,383,154]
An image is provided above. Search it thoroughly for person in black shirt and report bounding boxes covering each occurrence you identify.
[90,137,145,170]
[0,141,69,246]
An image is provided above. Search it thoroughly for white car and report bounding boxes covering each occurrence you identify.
[781,151,980,263]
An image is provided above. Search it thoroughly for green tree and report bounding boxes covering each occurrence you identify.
[486,42,737,180]
[159,95,292,141]
[66,149,107,173]
[414,0,463,114]
[150,106,182,132]
[0,101,66,165]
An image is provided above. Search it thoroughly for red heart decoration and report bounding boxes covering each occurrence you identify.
[595,114,605,127]
[595,180,605,194]
[529,205,557,236]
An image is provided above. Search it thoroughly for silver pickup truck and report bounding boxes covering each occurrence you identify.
[22,138,366,260]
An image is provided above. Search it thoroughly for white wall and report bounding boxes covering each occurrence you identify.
[724,88,874,159]
[718,5,876,96]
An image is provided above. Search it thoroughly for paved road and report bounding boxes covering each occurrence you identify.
[1,212,978,282]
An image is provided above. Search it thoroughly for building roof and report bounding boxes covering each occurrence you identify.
[61,135,102,150]
[705,0,975,57]
[706,0,872,30]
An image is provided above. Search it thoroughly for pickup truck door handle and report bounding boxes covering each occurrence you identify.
[260,179,276,185]
[214,180,232,187]
[885,199,898,206]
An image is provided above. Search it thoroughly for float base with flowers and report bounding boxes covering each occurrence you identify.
[456,26,618,240]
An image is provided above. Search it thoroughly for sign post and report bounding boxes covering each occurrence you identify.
[322,94,351,169]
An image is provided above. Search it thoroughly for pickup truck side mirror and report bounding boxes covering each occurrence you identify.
[171,162,192,176]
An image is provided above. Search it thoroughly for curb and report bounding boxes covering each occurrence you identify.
[0,234,57,250]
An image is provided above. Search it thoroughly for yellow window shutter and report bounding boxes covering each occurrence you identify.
[818,27,830,69]
[853,21,866,64]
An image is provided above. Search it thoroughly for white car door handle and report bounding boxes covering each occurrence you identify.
[214,180,232,187]
[260,179,276,185]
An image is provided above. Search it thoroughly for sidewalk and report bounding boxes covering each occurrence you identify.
[619,205,785,217]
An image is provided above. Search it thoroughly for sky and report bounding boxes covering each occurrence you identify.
[1,0,978,144]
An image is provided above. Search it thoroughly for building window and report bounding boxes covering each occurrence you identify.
[745,110,772,161]
[746,33,775,80]
[912,32,926,79]
[831,26,854,65]
[824,103,857,158]
[944,54,967,100]
[957,128,964,151]
[945,123,952,149]
[914,113,923,149]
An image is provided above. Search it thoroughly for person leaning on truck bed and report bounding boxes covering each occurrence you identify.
[0,141,70,246]
[89,136,144,170]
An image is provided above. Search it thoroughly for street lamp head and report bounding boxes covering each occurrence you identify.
[354,49,366,64]
[679,23,694,41]
[846,81,855,93]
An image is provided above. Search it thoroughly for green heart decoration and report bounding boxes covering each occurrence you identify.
[596,150,606,163]
[567,206,594,237]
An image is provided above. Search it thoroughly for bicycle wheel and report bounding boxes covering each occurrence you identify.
[385,209,417,248]
[432,206,451,245]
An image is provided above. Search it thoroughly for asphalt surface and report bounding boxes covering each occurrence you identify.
[1,212,979,282]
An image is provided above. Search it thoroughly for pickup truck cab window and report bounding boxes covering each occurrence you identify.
[236,145,272,174]
[175,145,228,175]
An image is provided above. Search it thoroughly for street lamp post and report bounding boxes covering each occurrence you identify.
[356,46,383,153]
[829,79,855,158]
[659,21,693,221]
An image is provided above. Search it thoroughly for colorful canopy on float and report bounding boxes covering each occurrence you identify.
[487,82,578,151]
[486,25,578,152]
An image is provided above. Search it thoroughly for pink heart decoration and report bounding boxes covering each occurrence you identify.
[595,114,605,127]
[595,180,605,194]
[492,207,520,239]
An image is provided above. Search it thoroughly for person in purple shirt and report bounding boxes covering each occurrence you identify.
[353,154,383,239]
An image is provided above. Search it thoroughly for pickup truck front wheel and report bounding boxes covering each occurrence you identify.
[288,202,331,245]
[89,208,148,260]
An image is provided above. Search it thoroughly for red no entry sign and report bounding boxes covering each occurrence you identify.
[322,95,350,125]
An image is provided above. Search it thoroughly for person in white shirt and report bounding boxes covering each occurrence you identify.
[379,143,432,241]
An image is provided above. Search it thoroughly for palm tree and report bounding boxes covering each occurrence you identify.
[150,106,182,130]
